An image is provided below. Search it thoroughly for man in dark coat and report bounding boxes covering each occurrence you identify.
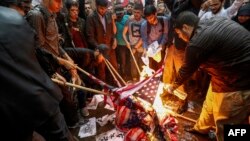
[163,11,250,141]
[86,0,118,86]
[0,1,74,140]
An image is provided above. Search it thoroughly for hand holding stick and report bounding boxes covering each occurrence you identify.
[52,78,109,95]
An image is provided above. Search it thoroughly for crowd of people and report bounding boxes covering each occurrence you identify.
[1,0,250,140]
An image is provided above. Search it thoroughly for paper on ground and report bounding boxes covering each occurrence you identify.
[104,104,115,111]
[95,128,124,141]
[97,113,116,126]
[78,117,96,138]
[87,95,104,110]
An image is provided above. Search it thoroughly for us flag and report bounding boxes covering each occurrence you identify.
[109,68,163,106]
[135,73,161,104]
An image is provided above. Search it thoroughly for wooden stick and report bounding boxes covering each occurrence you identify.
[51,78,109,95]
[104,59,122,87]
[105,59,127,86]
[175,114,197,123]
[128,47,141,75]
[75,66,114,89]
[76,66,90,76]
[166,108,196,123]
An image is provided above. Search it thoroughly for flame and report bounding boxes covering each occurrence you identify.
[139,65,155,80]
[152,83,172,121]
[152,51,162,63]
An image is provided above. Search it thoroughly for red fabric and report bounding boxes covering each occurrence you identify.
[125,127,148,141]
[71,28,86,48]
[115,106,131,132]
[160,116,178,141]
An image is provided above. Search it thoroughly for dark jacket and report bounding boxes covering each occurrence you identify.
[66,17,88,48]
[26,5,66,57]
[86,10,115,49]
[0,6,62,139]
[174,17,250,92]
[56,12,88,48]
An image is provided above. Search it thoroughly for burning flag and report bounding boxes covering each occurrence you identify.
[110,67,163,106]
[135,71,162,104]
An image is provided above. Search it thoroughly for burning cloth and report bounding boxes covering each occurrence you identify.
[115,95,178,141]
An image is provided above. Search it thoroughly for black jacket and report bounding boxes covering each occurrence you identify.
[86,10,115,49]
[0,6,62,139]
[174,17,250,92]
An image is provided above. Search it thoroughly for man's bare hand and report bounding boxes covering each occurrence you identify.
[112,38,117,49]
[71,71,82,86]
[52,73,67,85]
[163,84,174,94]
[201,0,210,11]
[58,57,77,70]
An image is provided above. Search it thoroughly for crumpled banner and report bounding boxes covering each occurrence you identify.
[86,95,104,110]
[115,96,156,134]
[160,115,178,141]
[125,127,149,141]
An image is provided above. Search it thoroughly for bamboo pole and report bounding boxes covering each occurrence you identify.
[128,47,141,75]
[75,66,114,89]
[105,59,127,86]
[175,114,197,123]
[51,78,109,95]
[104,59,122,87]
[166,108,196,123]
[76,66,90,77]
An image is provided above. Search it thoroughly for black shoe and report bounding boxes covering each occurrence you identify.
[68,119,89,129]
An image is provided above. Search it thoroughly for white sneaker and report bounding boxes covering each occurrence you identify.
[80,107,89,117]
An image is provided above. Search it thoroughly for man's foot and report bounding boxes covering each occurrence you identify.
[80,107,89,117]
[184,125,216,140]
[184,126,199,134]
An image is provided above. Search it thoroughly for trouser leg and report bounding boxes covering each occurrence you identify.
[36,108,74,141]
[212,90,250,141]
[193,84,215,134]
